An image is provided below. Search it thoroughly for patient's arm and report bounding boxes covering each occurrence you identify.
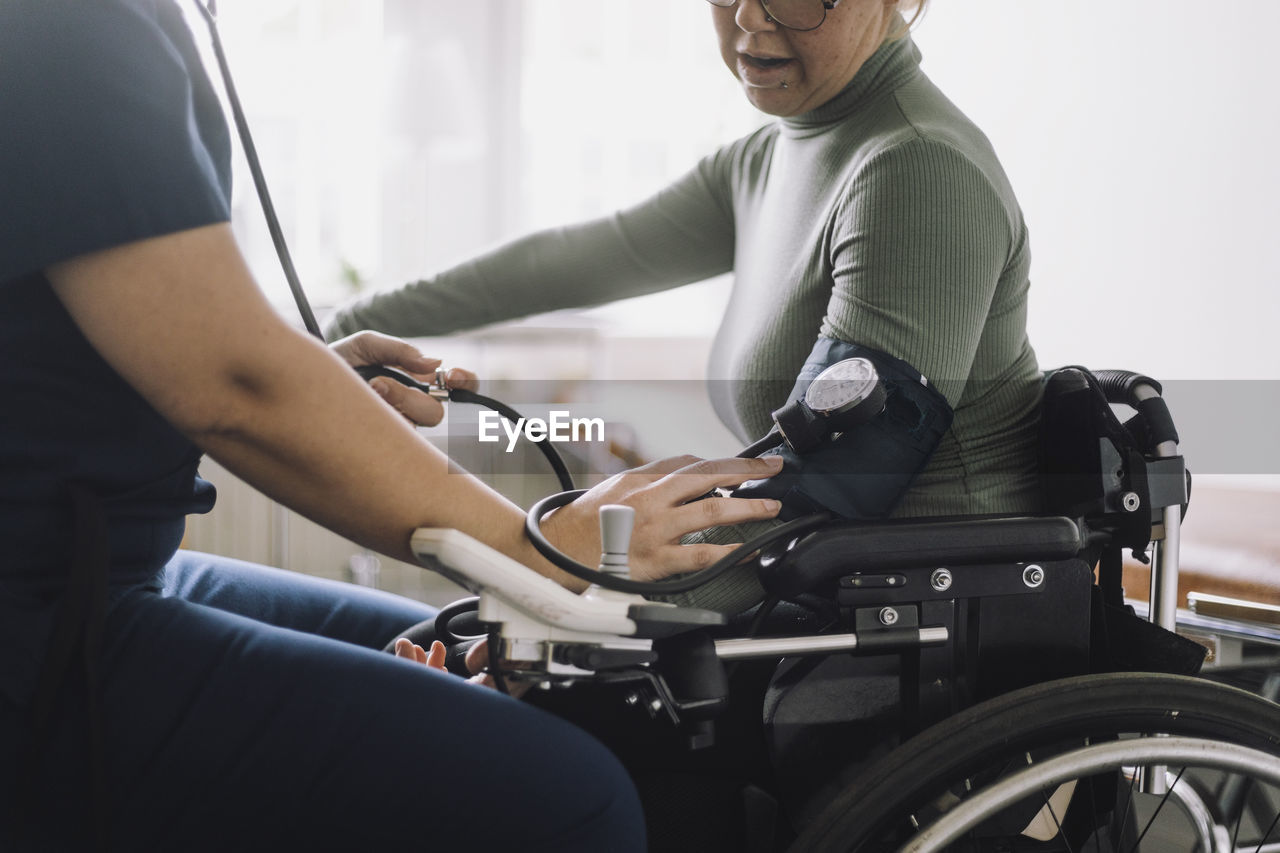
[323,150,739,342]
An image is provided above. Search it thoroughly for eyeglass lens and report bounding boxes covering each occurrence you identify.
[705,0,829,32]
[762,0,827,30]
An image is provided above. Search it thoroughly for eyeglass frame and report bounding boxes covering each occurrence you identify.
[705,0,842,33]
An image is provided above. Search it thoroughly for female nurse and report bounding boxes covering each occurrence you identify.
[0,0,785,849]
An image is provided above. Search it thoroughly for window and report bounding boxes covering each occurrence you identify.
[207,0,761,334]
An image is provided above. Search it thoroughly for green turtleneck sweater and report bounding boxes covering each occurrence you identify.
[326,36,1043,609]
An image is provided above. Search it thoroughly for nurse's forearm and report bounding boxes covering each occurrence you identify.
[185,334,541,570]
[45,223,576,582]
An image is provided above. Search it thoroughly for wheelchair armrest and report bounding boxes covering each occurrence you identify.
[758,515,1087,600]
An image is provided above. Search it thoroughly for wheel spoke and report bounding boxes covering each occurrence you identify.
[1254,808,1280,853]
[1085,772,1104,853]
[1233,779,1249,853]
[1126,766,1186,853]
[1037,784,1075,853]
[1116,765,1141,848]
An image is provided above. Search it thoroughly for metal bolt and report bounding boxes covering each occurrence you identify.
[878,606,899,626]
[624,692,640,707]
[931,568,953,592]
[1023,565,1045,588]
[1122,492,1142,512]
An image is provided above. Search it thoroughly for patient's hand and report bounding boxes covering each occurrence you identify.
[330,330,477,426]
[542,454,785,583]
[462,639,533,697]
[393,637,448,670]
[394,637,531,698]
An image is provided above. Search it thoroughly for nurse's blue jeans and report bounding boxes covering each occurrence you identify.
[2,551,645,851]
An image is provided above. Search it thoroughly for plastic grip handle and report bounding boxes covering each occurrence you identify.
[1091,369,1163,407]
[1091,369,1179,447]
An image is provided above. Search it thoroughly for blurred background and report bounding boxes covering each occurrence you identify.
[182,0,1280,602]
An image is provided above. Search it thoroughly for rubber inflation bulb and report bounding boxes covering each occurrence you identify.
[599,505,635,578]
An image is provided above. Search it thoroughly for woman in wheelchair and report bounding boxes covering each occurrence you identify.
[325,0,1059,842]
[326,0,1044,610]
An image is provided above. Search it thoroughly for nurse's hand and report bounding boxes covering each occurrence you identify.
[540,454,785,583]
[329,331,477,427]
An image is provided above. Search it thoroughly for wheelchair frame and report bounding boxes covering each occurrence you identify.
[411,368,1280,852]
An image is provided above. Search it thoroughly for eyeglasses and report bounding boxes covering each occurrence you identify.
[705,0,841,32]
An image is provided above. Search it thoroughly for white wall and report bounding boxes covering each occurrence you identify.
[912,2,1280,381]
[910,2,1280,488]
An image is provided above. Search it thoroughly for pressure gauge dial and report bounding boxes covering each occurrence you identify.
[804,357,883,419]
[770,357,887,454]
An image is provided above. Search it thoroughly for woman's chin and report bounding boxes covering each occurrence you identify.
[741,84,803,117]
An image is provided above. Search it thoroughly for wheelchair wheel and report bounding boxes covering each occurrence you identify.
[900,736,1280,852]
[788,673,1280,852]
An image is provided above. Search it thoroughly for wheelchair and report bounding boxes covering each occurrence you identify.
[412,367,1280,853]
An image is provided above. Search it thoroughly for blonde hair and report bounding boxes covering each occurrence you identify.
[888,0,929,40]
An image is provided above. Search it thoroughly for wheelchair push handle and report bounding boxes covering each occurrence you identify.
[1091,369,1179,452]
[1091,369,1161,407]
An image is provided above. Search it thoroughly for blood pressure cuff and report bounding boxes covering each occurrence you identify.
[734,338,953,521]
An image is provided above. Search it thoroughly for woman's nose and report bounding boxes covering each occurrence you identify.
[734,0,779,32]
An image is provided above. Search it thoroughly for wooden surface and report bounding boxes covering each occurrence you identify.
[1122,486,1280,606]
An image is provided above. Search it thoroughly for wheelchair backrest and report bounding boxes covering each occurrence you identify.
[1038,366,1186,555]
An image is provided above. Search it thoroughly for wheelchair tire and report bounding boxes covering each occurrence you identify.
[787,672,1280,852]
[899,736,1280,851]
